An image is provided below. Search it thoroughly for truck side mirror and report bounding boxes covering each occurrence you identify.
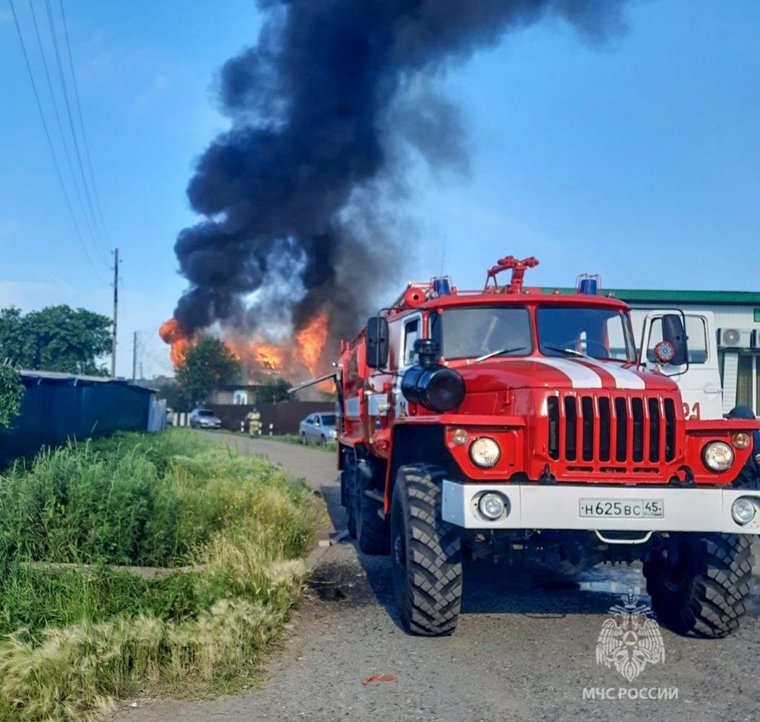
[662,314,688,366]
[366,316,389,369]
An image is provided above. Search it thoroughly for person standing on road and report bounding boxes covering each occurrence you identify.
[246,407,262,437]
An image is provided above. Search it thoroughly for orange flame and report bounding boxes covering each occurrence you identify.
[159,312,332,389]
[226,339,286,374]
[159,318,193,366]
[295,313,329,376]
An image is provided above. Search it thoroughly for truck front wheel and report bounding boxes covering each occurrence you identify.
[390,464,463,636]
[643,533,754,638]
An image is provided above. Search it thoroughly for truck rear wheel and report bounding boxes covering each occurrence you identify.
[390,464,462,636]
[355,460,390,555]
[643,533,754,638]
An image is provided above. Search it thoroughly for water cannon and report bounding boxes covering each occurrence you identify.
[484,255,539,294]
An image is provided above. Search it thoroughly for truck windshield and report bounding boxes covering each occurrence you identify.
[431,307,532,360]
[536,306,636,362]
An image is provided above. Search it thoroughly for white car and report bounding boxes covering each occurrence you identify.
[299,413,337,445]
[189,408,222,429]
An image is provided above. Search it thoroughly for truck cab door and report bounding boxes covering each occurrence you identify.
[639,310,723,420]
[392,313,423,419]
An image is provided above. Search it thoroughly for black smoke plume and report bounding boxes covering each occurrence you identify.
[172,0,629,350]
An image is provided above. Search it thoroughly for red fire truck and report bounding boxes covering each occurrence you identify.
[334,256,760,637]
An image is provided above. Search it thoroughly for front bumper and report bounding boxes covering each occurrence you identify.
[441,480,760,534]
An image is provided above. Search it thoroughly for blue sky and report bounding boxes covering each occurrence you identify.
[1,0,759,377]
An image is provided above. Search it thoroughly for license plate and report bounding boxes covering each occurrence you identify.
[579,498,664,519]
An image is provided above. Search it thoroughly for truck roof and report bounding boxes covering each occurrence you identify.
[386,287,629,320]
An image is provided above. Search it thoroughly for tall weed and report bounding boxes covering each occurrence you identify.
[0,429,319,721]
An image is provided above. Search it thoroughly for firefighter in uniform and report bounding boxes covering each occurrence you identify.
[246,407,262,437]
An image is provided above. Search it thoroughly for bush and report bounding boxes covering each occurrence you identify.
[0,366,23,430]
[0,431,315,567]
[0,429,320,721]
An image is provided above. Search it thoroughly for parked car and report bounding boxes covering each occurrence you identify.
[299,413,337,445]
[189,408,222,429]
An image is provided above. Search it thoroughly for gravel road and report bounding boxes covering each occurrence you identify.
[115,432,760,722]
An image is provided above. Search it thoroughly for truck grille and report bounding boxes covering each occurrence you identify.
[547,394,677,466]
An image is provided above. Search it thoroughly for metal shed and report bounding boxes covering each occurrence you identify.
[0,371,161,465]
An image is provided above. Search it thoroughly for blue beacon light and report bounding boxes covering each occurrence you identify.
[432,276,452,296]
[576,274,601,295]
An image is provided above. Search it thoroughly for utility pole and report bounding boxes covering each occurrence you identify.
[132,331,138,381]
[111,247,119,378]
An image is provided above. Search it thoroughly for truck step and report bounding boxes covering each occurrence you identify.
[364,489,385,504]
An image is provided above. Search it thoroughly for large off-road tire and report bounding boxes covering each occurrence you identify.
[354,459,390,555]
[644,533,754,638]
[390,464,463,636]
[341,452,357,539]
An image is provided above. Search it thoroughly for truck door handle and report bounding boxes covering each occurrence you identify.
[703,384,722,394]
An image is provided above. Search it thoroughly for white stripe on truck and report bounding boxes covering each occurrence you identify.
[532,358,603,388]
[581,358,647,390]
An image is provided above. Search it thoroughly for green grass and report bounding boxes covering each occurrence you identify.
[0,429,319,721]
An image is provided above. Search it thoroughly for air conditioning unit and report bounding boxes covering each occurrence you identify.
[718,328,754,349]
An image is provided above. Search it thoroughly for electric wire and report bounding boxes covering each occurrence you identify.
[42,0,109,262]
[7,0,108,283]
[27,0,101,260]
[57,0,112,253]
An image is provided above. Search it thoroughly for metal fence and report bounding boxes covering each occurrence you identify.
[171,401,335,435]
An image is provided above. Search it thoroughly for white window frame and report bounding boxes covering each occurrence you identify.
[400,312,423,368]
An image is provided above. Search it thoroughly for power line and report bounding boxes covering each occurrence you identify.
[7,0,107,283]
[57,0,112,253]
[42,0,109,261]
[27,0,102,262]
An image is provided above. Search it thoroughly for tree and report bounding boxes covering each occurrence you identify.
[257,376,292,404]
[175,337,240,405]
[0,305,112,375]
[0,365,24,429]
[152,376,192,412]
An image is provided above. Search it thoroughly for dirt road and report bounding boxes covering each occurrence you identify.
[115,432,760,722]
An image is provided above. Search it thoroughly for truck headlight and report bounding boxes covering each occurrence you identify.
[470,437,500,468]
[478,492,508,520]
[702,441,734,472]
[731,497,757,526]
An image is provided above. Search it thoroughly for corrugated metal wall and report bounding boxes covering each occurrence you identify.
[0,372,155,465]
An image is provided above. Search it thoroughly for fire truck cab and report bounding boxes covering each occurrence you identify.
[337,256,760,638]
[634,309,724,419]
